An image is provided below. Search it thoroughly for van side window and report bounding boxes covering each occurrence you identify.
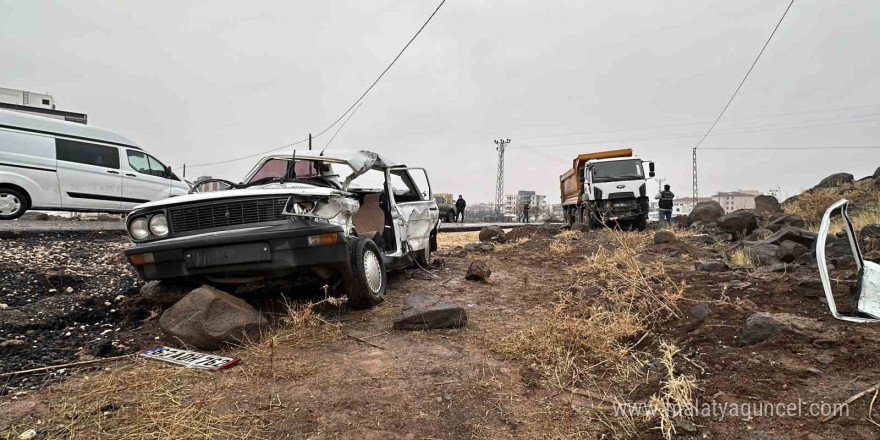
[56,139,120,169]
[147,155,167,177]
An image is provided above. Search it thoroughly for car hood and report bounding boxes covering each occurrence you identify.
[133,184,351,210]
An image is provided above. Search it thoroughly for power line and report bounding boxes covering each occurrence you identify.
[516,103,880,141]
[179,0,446,170]
[321,102,364,155]
[510,113,880,149]
[701,145,880,150]
[693,0,796,204]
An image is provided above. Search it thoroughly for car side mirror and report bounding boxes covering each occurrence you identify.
[164,166,173,178]
[648,162,655,178]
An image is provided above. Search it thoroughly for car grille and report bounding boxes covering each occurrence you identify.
[169,197,289,234]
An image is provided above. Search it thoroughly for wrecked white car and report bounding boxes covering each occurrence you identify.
[123,150,440,309]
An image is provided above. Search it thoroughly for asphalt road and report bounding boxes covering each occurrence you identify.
[0,220,543,233]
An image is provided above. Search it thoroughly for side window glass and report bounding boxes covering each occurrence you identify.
[407,168,431,201]
[126,150,151,174]
[147,155,166,177]
[56,139,120,169]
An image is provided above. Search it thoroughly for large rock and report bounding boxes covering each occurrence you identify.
[745,228,773,242]
[465,260,491,281]
[739,312,826,346]
[767,214,805,232]
[874,166,880,179]
[818,235,854,260]
[742,242,782,266]
[775,241,808,263]
[862,224,880,250]
[653,230,676,244]
[694,261,729,272]
[764,226,817,248]
[754,195,782,216]
[393,292,467,330]
[814,173,853,189]
[159,285,266,350]
[478,226,507,243]
[140,281,193,306]
[687,201,725,226]
[717,209,759,237]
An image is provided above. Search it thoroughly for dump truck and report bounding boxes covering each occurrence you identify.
[559,148,654,230]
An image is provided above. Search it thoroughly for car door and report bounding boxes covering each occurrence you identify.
[55,138,122,210]
[388,167,436,253]
[121,149,172,209]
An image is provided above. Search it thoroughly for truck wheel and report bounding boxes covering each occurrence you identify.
[0,188,28,220]
[634,215,647,232]
[446,212,454,223]
[345,237,387,309]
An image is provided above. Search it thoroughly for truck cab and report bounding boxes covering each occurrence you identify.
[560,148,654,230]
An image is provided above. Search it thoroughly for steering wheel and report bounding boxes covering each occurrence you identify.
[188,178,239,194]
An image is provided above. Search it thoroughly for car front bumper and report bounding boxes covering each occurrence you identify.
[123,221,349,281]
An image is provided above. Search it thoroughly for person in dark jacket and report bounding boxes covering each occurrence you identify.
[654,184,675,228]
[455,195,466,222]
[521,201,530,223]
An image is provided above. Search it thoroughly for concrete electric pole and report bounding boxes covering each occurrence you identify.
[493,138,510,221]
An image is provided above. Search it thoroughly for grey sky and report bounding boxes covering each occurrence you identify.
[2,0,878,203]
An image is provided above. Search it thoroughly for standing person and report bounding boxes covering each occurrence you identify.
[655,184,675,228]
[521,201,530,223]
[455,195,466,223]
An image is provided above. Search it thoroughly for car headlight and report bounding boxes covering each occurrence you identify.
[149,214,169,237]
[129,217,150,240]
[291,200,316,215]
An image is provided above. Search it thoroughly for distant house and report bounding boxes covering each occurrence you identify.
[672,197,713,216]
[712,190,759,212]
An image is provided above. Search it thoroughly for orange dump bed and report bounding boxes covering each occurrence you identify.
[559,149,633,206]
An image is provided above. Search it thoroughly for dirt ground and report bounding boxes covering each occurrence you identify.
[2,225,880,439]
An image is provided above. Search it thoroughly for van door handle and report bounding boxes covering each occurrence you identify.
[125,173,136,177]
[107,170,120,174]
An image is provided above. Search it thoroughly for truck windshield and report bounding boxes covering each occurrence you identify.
[591,160,644,182]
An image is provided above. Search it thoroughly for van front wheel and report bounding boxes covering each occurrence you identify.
[0,188,27,220]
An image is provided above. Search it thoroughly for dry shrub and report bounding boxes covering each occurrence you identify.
[645,342,696,440]
[784,188,844,221]
[727,248,757,267]
[495,237,530,253]
[786,180,880,229]
[548,241,574,255]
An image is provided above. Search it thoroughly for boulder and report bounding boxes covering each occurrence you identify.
[745,228,773,242]
[742,242,782,266]
[690,304,710,321]
[19,212,49,221]
[653,230,676,244]
[687,201,725,226]
[862,224,880,250]
[754,195,782,216]
[478,226,507,243]
[694,261,729,272]
[717,209,759,237]
[874,176,880,187]
[764,226,818,248]
[767,214,805,232]
[739,312,826,346]
[465,260,491,281]
[695,234,716,244]
[393,292,467,330]
[464,242,495,253]
[874,166,880,179]
[539,222,563,234]
[159,285,266,350]
[816,235,853,260]
[775,241,808,263]
[814,173,853,189]
[140,280,193,306]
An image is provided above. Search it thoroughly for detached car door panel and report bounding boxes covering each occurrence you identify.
[55,138,123,210]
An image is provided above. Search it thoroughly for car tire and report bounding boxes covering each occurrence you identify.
[446,212,454,223]
[634,215,647,232]
[0,188,29,220]
[345,237,387,310]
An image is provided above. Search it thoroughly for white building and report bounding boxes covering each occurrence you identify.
[712,190,759,212]
[502,190,546,221]
[0,87,87,124]
[671,197,713,216]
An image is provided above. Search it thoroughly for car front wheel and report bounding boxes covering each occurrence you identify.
[345,237,387,309]
[0,188,28,220]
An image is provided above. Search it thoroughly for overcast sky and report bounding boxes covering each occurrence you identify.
[2,0,878,203]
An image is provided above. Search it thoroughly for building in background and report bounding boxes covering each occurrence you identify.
[463,203,495,222]
[672,197,713,216]
[192,176,231,193]
[0,86,87,124]
[501,190,546,221]
[712,190,759,212]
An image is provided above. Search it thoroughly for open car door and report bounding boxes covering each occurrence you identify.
[388,167,437,254]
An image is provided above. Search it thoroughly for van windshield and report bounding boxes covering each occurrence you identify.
[591,160,644,183]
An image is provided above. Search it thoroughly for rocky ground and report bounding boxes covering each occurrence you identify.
[2,172,880,439]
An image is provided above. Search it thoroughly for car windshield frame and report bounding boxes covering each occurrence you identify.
[590,159,645,183]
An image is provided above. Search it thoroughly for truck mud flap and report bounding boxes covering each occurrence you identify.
[816,199,880,322]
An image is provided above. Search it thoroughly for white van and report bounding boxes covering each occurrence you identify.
[0,109,189,219]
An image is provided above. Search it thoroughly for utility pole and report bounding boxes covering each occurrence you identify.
[493,138,510,221]
[692,148,698,206]
[656,177,666,193]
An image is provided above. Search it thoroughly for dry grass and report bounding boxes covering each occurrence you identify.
[548,241,574,255]
[785,180,880,231]
[645,342,697,440]
[727,248,758,267]
[29,298,344,440]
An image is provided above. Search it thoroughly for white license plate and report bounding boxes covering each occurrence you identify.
[138,346,239,370]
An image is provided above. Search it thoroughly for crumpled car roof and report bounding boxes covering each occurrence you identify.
[261,150,398,170]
